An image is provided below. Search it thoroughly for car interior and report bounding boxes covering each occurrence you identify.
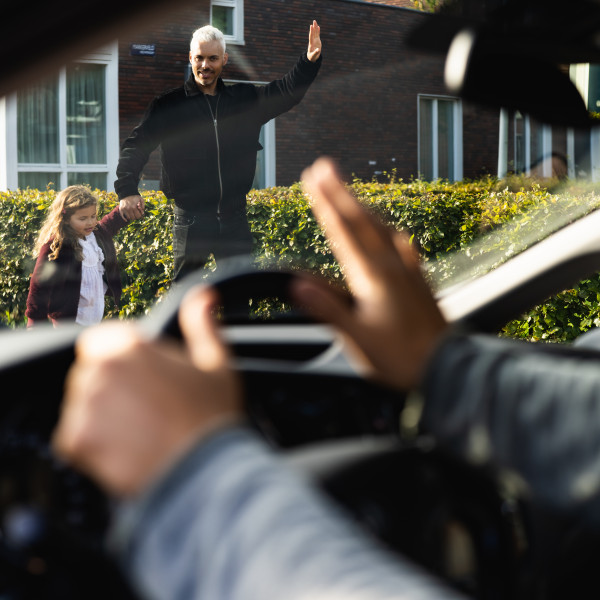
[4,0,600,598]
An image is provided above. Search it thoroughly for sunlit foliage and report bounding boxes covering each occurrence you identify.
[2,175,600,343]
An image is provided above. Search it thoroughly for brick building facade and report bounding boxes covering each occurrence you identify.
[117,0,501,189]
[7,0,588,192]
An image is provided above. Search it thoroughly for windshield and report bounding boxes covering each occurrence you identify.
[4,0,600,343]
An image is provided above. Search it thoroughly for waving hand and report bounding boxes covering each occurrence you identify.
[307,20,322,62]
[295,158,448,391]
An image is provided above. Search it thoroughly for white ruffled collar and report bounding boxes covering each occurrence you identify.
[79,232,104,268]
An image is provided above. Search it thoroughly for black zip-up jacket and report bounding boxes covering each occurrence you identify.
[115,53,321,215]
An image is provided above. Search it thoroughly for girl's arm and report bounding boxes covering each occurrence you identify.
[97,205,130,238]
[25,245,53,326]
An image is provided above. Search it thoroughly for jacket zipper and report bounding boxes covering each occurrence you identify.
[205,94,223,214]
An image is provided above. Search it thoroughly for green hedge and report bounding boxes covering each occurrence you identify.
[2,175,600,342]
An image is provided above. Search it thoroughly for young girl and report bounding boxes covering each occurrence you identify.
[26,185,132,327]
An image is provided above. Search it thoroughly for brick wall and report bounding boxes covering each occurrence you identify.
[117,0,499,187]
[462,102,501,178]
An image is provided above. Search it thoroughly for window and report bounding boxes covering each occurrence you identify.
[514,111,528,174]
[211,0,244,45]
[418,95,463,182]
[1,42,118,191]
[569,63,600,180]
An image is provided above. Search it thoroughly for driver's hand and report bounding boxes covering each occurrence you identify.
[52,286,242,498]
[295,157,448,391]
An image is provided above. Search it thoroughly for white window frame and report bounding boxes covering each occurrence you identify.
[539,125,553,177]
[211,0,245,46]
[417,94,463,182]
[248,117,276,190]
[1,41,119,191]
[511,111,531,175]
[0,97,12,191]
[511,115,557,177]
[260,118,276,188]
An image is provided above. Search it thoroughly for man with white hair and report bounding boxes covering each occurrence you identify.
[116,21,322,280]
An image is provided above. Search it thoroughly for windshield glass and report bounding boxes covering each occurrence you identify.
[4,0,600,343]
[427,178,600,293]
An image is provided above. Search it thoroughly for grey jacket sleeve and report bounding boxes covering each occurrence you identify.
[109,427,465,600]
[420,333,600,524]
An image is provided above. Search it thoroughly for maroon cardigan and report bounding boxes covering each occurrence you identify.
[26,207,128,326]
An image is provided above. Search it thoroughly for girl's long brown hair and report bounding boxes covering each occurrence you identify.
[34,185,98,262]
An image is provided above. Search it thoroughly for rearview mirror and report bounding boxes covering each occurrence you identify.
[444,28,594,128]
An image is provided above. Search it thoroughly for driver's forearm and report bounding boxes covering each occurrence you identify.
[421,333,600,525]
[110,426,465,600]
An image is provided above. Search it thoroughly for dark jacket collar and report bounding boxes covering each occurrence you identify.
[184,74,230,97]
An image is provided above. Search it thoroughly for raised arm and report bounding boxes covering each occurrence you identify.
[255,26,322,124]
[114,97,165,218]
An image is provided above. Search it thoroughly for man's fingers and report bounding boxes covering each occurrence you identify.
[119,195,145,220]
[309,20,320,41]
[178,285,230,371]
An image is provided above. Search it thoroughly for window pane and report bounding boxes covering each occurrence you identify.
[515,113,525,173]
[573,129,592,177]
[531,122,543,165]
[67,63,106,165]
[438,99,454,180]
[212,6,234,36]
[67,172,107,189]
[419,98,433,180]
[17,78,59,164]
[18,172,59,190]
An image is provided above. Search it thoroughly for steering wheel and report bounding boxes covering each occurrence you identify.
[0,264,401,599]
[0,264,593,600]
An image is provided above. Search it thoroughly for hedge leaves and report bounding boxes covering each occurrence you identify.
[3,175,600,343]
